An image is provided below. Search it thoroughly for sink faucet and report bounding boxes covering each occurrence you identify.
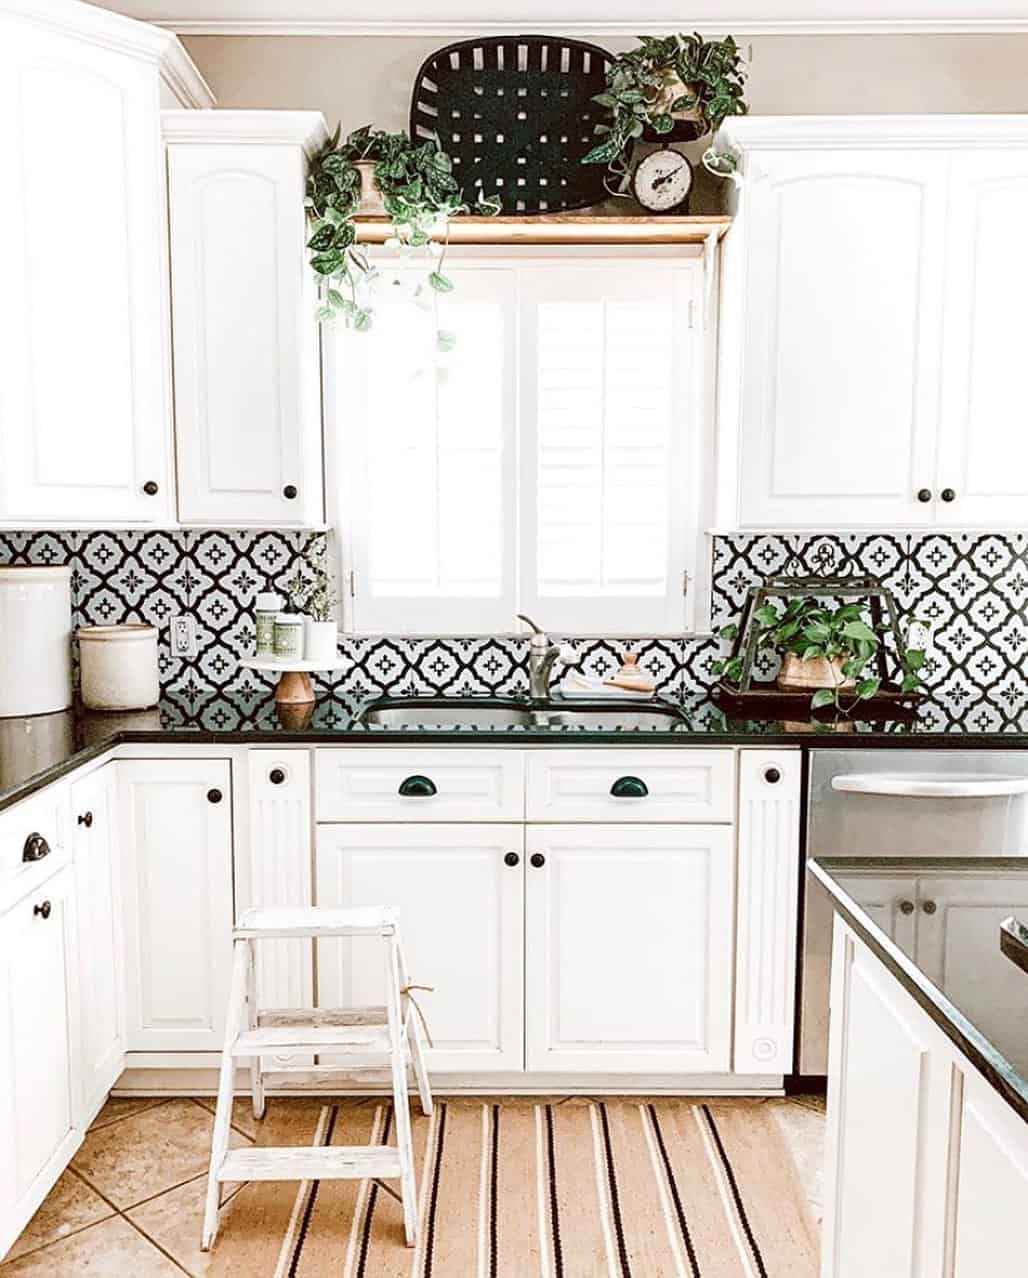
[516,614,561,700]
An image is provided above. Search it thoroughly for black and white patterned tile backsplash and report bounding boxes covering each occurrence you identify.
[1,527,1027,727]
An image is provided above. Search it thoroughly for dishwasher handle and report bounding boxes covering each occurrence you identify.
[831,773,1028,799]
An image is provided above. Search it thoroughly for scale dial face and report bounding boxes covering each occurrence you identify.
[632,147,693,213]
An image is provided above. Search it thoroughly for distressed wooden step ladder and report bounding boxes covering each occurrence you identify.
[201,906,433,1252]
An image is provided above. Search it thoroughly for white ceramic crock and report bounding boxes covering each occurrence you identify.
[78,624,160,711]
[304,618,338,663]
[0,566,73,718]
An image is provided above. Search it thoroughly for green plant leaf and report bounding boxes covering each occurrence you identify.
[811,689,835,709]
[840,620,878,643]
[900,673,922,693]
[800,645,823,661]
[428,271,454,293]
[718,623,738,641]
[353,308,372,332]
[856,677,881,700]
[651,113,674,133]
[753,605,779,627]
[436,329,457,352]
[905,649,926,671]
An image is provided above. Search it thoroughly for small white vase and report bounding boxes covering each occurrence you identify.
[354,160,386,215]
[304,618,338,664]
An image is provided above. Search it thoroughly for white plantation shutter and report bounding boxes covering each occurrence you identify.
[335,254,700,635]
[519,265,694,633]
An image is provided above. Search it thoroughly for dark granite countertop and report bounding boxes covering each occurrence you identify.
[812,856,1028,1125]
[5,688,1028,817]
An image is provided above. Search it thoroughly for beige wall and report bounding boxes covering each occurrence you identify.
[182,32,1028,128]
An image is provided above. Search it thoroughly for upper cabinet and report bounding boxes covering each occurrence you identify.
[165,112,327,526]
[0,1,211,527]
[719,118,1028,529]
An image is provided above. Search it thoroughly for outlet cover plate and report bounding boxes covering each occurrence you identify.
[170,615,197,659]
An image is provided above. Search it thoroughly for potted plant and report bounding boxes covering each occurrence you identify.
[582,33,748,189]
[284,535,339,663]
[305,124,499,344]
[713,599,927,712]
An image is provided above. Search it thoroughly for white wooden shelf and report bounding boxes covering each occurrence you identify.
[355,213,732,245]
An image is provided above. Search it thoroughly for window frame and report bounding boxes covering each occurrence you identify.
[327,244,714,638]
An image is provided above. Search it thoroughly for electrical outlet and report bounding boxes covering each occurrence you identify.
[170,615,197,659]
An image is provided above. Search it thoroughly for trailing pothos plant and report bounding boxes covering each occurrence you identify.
[305,125,498,344]
[712,599,927,712]
[583,33,748,188]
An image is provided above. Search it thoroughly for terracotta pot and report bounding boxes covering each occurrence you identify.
[776,653,855,692]
[354,160,386,215]
[651,69,703,125]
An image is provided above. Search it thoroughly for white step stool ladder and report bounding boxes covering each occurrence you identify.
[201,905,433,1252]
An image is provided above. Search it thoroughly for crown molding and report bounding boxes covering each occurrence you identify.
[162,108,329,155]
[719,114,1028,150]
[148,17,1028,36]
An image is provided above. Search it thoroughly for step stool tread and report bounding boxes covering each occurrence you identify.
[232,1024,391,1055]
[259,1006,387,1029]
[235,906,397,939]
[218,1145,402,1182]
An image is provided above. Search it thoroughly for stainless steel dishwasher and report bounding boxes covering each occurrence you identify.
[800,748,1028,1075]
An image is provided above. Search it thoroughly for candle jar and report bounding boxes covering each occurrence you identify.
[273,614,304,662]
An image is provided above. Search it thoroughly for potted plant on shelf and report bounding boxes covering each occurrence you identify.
[284,535,339,664]
[582,32,748,188]
[305,124,500,343]
[713,598,927,713]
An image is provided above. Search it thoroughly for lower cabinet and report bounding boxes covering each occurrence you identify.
[71,766,124,1121]
[316,824,525,1072]
[118,760,234,1053]
[525,824,734,1073]
[0,869,80,1258]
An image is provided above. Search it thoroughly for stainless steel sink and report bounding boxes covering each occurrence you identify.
[354,696,688,731]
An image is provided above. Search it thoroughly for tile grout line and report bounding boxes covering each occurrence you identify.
[86,1098,171,1134]
[190,1094,260,1143]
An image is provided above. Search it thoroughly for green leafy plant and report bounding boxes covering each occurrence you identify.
[582,33,748,187]
[283,534,338,624]
[305,124,499,342]
[712,598,927,712]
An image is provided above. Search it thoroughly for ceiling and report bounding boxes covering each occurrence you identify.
[87,0,1028,35]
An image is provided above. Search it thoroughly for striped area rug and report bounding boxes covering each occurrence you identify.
[208,1097,817,1277]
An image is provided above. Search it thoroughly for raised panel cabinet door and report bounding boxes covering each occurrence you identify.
[737,150,947,527]
[525,824,734,1073]
[0,870,81,1260]
[168,139,322,525]
[71,766,125,1123]
[821,922,950,1278]
[315,824,524,1072]
[936,151,1028,524]
[0,19,170,523]
[118,760,234,1052]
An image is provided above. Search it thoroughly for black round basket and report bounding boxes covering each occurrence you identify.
[410,35,615,215]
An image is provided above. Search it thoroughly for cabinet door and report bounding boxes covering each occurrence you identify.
[0,871,80,1260]
[822,921,950,1278]
[737,151,947,527]
[0,19,170,523]
[936,151,1028,524]
[525,824,734,1073]
[914,871,1028,1079]
[71,766,124,1121]
[835,870,920,957]
[118,760,234,1052]
[316,824,524,1072]
[168,142,322,525]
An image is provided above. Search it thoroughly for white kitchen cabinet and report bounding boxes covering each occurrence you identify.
[71,767,124,1123]
[0,9,177,524]
[165,112,327,526]
[525,824,734,1073]
[316,823,524,1072]
[0,869,80,1260]
[936,151,1028,524]
[118,759,234,1052]
[837,871,920,956]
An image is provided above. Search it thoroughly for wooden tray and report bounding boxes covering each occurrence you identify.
[713,681,924,720]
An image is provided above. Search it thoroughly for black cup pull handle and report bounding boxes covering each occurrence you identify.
[22,833,51,863]
[399,775,437,798]
[207,788,223,804]
[34,900,52,920]
[610,775,648,798]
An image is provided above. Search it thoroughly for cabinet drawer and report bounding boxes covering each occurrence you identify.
[315,749,525,822]
[526,750,735,823]
[0,787,69,906]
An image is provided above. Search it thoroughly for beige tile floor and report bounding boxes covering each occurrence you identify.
[0,1093,826,1275]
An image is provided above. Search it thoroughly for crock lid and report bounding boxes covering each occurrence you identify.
[77,624,158,641]
[0,565,71,580]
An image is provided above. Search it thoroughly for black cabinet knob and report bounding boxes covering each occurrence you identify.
[940,488,956,503]
[269,768,286,786]
[398,775,437,797]
[922,900,937,915]
[207,788,223,804]
[917,488,932,503]
[34,900,52,920]
[22,833,50,863]
[610,775,648,798]
[77,811,93,828]
[764,767,781,784]
[530,852,546,869]
[143,480,159,496]
[899,900,915,915]
[283,485,298,500]
[504,852,520,867]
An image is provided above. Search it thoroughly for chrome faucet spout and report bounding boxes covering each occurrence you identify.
[517,614,561,700]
